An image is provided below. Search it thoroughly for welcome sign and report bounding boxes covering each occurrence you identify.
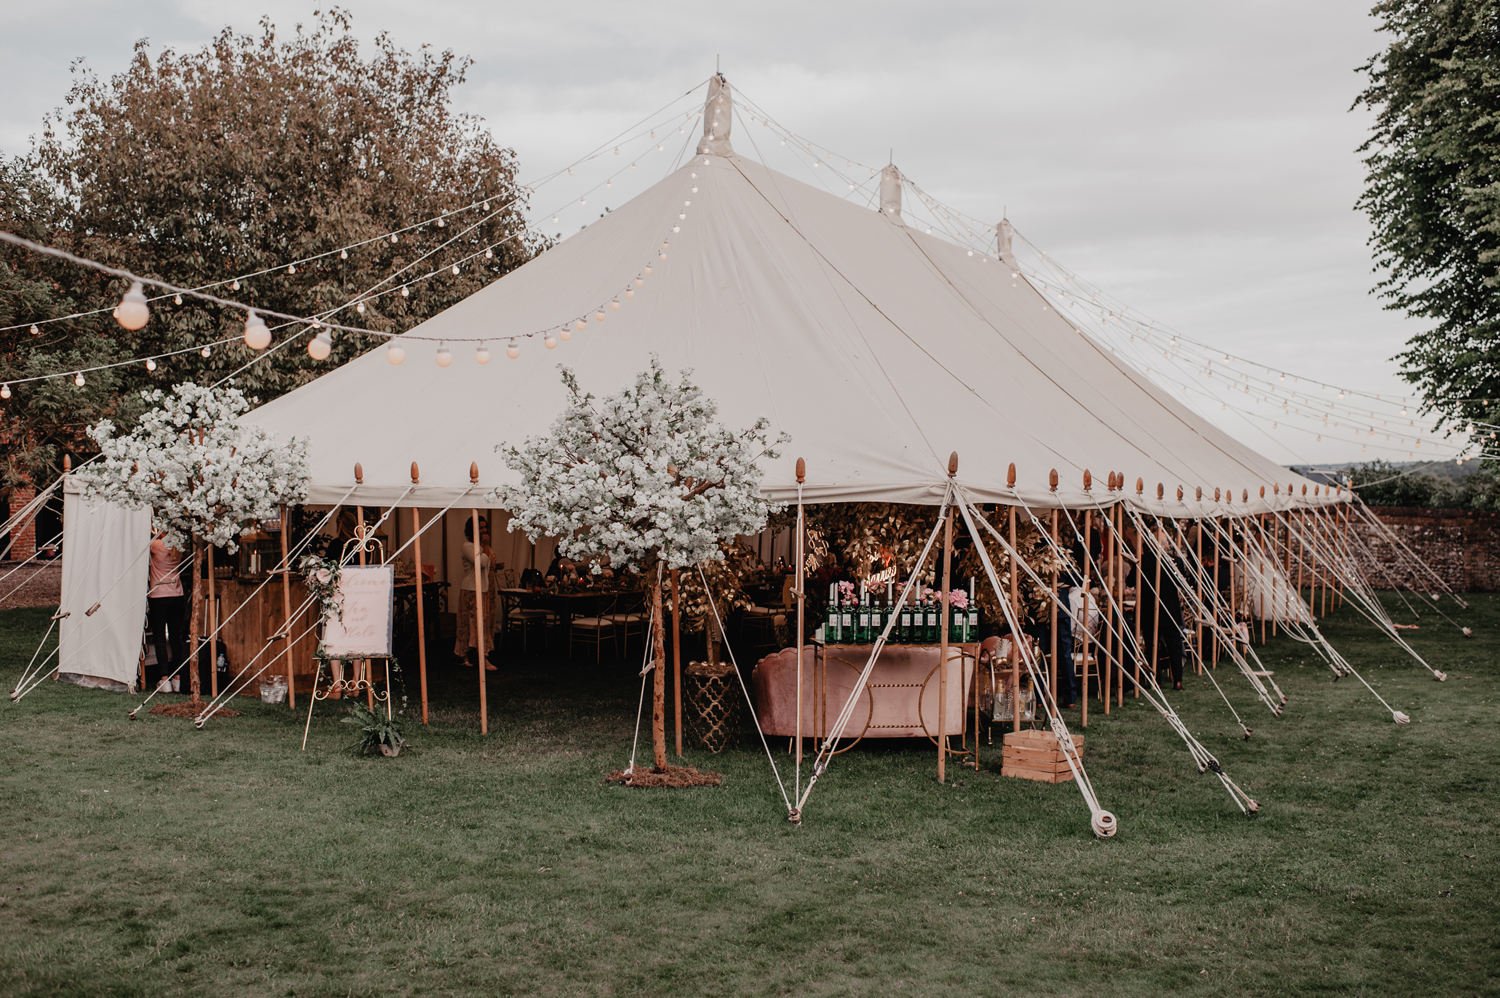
[322,565,395,658]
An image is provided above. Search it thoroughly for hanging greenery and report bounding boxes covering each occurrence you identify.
[953,507,1074,629]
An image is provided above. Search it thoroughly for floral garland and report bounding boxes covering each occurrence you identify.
[301,553,344,622]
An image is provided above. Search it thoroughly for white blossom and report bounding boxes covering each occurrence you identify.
[494,357,787,570]
[77,382,310,551]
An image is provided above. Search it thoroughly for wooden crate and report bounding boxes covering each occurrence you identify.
[1000,728,1084,784]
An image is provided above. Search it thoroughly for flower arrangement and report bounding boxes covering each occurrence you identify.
[300,554,344,622]
[949,588,970,611]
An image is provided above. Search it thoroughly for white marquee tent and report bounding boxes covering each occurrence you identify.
[242,78,1332,517]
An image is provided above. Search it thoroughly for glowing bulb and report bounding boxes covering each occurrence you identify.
[610,299,620,310]
[485,248,493,259]
[287,264,296,275]
[606,180,612,189]
[437,218,446,228]
[356,302,365,314]
[391,234,399,244]
[692,186,698,193]
[29,325,38,336]
[475,344,491,364]
[308,331,333,360]
[401,286,410,297]
[243,311,271,350]
[387,343,405,365]
[625,289,634,298]
[451,265,460,276]
[1278,374,1285,382]
[200,346,212,358]
[635,277,644,286]
[1401,407,1408,416]
[174,294,182,305]
[575,319,587,330]
[1,384,10,399]
[643,265,652,275]
[595,310,606,321]
[145,359,156,372]
[506,341,520,359]
[545,335,558,349]
[559,328,571,341]
[672,225,680,233]
[552,216,559,223]
[114,281,150,330]
[435,344,452,367]
[74,372,85,388]
[231,280,240,291]
[658,252,666,261]
[340,249,348,260]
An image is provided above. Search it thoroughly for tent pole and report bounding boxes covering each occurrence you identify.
[207,542,217,699]
[1338,498,1349,608]
[1008,497,1020,733]
[470,463,487,736]
[279,504,295,710]
[1133,482,1144,699]
[1193,514,1204,675]
[1151,512,1162,692]
[411,465,429,725]
[356,504,374,710]
[672,569,682,756]
[1211,513,1221,669]
[1102,499,1113,714]
[1081,494,1092,728]
[1115,501,1126,706]
[937,453,956,782]
[793,458,805,776]
[1227,513,1237,659]
[1048,503,1059,707]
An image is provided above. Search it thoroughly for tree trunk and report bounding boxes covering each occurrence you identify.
[187,537,202,702]
[651,574,668,770]
[705,608,721,668]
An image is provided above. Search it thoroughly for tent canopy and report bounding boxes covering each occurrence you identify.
[244,81,1332,518]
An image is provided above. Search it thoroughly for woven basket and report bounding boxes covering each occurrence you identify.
[684,662,739,754]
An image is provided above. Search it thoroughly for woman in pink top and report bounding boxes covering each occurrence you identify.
[147,533,187,690]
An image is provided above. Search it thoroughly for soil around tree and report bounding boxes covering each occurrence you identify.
[603,763,722,788]
[148,699,241,719]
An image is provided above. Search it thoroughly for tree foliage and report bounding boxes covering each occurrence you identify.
[1345,459,1500,509]
[1355,1,1500,429]
[0,9,543,485]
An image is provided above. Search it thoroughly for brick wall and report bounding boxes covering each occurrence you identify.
[1353,506,1500,592]
[5,487,35,561]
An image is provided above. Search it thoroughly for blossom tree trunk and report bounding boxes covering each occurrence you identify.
[650,574,668,770]
[187,537,202,701]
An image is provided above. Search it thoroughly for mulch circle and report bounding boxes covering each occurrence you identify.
[603,764,723,788]
[148,699,242,719]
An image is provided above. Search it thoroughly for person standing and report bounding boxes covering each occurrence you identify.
[454,518,494,670]
[146,532,186,692]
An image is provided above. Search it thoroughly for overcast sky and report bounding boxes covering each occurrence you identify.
[0,1,1411,463]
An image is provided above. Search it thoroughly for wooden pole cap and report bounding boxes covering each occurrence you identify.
[1177,485,1184,501]
[62,455,71,472]
[1136,477,1144,495]
[795,457,805,483]
[1214,487,1221,501]
[1243,489,1250,502]
[470,462,480,484]
[411,462,420,484]
[1049,469,1058,491]
[948,451,959,477]
[1007,462,1016,488]
[1083,469,1092,491]
[1156,482,1164,500]
[354,462,363,484]
[1195,486,1203,501]
[1106,471,1116,491]
[1301,484,1307,495]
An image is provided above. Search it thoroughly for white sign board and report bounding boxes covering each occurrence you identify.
[322,565,395,658]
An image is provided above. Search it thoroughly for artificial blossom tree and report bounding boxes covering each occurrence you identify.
[78,382,309,701]
[497,358,786,771]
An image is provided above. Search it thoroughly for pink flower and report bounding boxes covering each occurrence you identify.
[316,569,332,584]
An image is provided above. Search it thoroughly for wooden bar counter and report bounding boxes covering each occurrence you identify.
[199,573,320,696]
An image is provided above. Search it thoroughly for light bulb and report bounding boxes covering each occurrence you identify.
[387,343,405,365]
[625,289,634,298]
[435,344,452,367]
[288,264,296,275]
[568,168,574,176]
[145,359,156,372]
[356,302,365,314]
[545,335,558,349]
[659,252,666,261]
[231,280,240,291]
[606,180,612,188]
[243,311,271,350]
[506,341,520,359]
[692,186,698,193]
[340,249,348,260]
[475,344,491,364]
[1,384,10,399]
[559,328,571,341]
[174,294,182,305]
[451,265,460,275]
[308,331,333,360]
[29,325,38,336]
[74,372,85,388]
[437,218,446,228]
[595,310,606,321]
[672,225,680,233]
[610,299,620,310]
[580,198,586,206]
[553,216,559,223]
[114,281,150,330]
[391,234,399,244]
[1279,374,1285,382]
[575,319,587,330]
[201,346,212,358]
[635,277,643,287]
[1401,407,1408,416]
[643,265,652,275]
[678,213,686,221]
[401,286,410,297]
[485,248,493,259]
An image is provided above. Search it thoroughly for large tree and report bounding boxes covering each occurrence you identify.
[1355,0,1500,431]
[0,9,543,485]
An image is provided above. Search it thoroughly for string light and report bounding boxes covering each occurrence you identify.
[73,372,85,388]
[1,384,10,399]
[28,325,37,336]
[200,346,212,358]
[610,299,620,310]
[308,331,333,361]
[435,343,452,367]
[451,265,460,276]
[559,327,571,342]
[595,309,606,321]
[174,294,182,305]
[506,340,520,359]
[401,286,410,297]
[544,334,558,349]
[145,359,156,372]
[387,343,405,365]
[113,281,150,331]
[242,311,271,350]
[340,249,348,260]
[475,343,491,364]
[575,319,587,331]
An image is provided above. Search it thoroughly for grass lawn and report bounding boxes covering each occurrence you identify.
[0,593,1496,997]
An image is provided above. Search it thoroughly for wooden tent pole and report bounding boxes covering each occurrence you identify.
[1081,474,1092,728]
[937,453,957,782]
[792,457,805,769]
[1048,473,1059,705]
[1133,480,1144,699]
[1151,515,1162,689]
[411,464,429,725]
[1115,500,1125,706]
[1008,494,1020,733]
[672,569,682,756]
[1321,507,1332,617]
[1102,493,1113,714]
[1338,497,1349,608]
[470,463,488,735]
[1211,512,1221,668]
[1227,512,1237,657]
[278,504,295,709]
[1193,511,1204,675]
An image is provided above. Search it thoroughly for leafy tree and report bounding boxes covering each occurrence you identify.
[1354,1,1500,431]
[1,9,543,486]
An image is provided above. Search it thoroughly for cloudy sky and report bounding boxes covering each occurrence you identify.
[0,2,1414,464]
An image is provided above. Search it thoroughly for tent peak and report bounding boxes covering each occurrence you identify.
[696,74,733,158]
[879,164,903,224]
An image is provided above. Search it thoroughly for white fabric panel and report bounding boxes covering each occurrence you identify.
[59,480,152,690]
[242,150,1341,518]
[1240,549,1311,624]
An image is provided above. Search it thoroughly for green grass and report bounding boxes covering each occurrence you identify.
[0,593,1496,997]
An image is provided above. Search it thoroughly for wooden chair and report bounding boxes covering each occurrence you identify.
[611,609,646,656]
[503,608,551,657]
[569,614,618,662]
